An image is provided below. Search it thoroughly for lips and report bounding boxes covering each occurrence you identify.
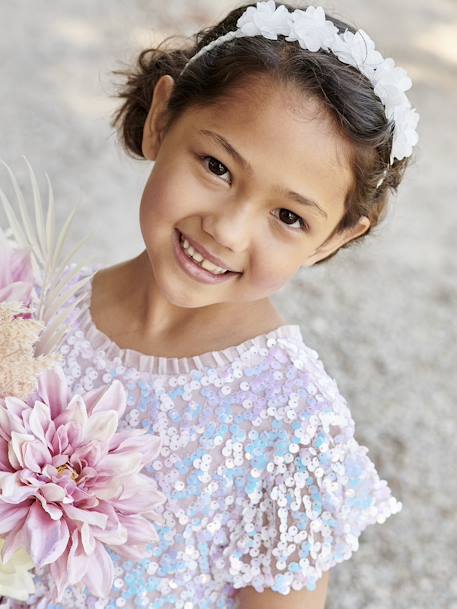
[178,230,240,273]
[174,229,241,285]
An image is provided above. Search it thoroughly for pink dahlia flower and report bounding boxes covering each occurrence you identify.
[0,365,165,601]
[0,230,35,307]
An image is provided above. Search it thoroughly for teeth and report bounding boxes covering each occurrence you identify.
[180,235,228,274]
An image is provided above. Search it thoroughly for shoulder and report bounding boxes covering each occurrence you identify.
[252,335,387,492]
[217,336,402,596]
[254,328,353,430]
[238,332,403,530]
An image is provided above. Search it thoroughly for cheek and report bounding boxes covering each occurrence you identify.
[252,258,298,293]
[139,173,173,230]
[140,163,196,228]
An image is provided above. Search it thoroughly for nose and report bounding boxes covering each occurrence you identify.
[202,199,254,253]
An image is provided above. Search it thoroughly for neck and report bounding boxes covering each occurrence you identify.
[103,249,279,346]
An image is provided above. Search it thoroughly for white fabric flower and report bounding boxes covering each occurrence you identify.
[0,537,35,602]
[373,57,412,92]
[181,1,420,164]
[376,88,410,121]
[236,0,291,40]
[332,29,384,77]
[286,6,339,52]
[372,60,411,120]
[390,105,420,162]
[371,59,412,119]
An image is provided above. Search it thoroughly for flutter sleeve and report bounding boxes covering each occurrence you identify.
[216,341,403,596]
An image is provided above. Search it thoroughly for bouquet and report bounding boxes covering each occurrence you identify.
[0,157,166,605]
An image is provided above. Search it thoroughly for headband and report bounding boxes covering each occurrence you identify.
[179,1,419,172]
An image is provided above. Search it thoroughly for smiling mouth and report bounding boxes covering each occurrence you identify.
[178,230,242,275]
[174,229,242,284]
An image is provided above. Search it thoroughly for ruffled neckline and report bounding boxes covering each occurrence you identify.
[76,265,304,375]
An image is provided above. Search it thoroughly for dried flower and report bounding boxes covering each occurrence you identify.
[0,302,59,399]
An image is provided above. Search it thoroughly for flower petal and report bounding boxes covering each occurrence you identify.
[28,401,52,446]
[23,439,52,473]
[86,501,127,546]
[96,451,143,478]
[67,528,89,585]
[36,366,69,419]
[112,473,166,514]
[108,429,162,468]
[56,394,87,430]
[82,541,114,599]
[0,502,30,536]
[0,404,12,441]
[84,410,119,443]
[0,517,31,565]
[9,246,35,284]
[25,501,69,566]
[80,521,96,555]
[70,440,103,470]
[40,482,67,503]
[0,436,13,471]
[0,281,33,305]
[119,512,160,547]
[35,492,63,520]
[3,397,29,435]
[84,380,127,419]
[49,547,70,602]
[0,471,36,504]
[62,504,108,529]
[9,431,37,469]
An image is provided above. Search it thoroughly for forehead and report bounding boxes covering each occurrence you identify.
[177,76,354,217]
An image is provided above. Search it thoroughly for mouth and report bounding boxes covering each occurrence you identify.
[174,229,242,284]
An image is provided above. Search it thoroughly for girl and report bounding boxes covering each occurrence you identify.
[7,1,418,608]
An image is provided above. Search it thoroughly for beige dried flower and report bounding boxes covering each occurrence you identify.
[0,156,92,357]
[0,302,61,399]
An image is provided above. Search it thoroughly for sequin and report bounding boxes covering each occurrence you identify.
[10,264,402,609]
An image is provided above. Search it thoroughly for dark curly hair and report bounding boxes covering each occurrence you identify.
[110,2,415,264]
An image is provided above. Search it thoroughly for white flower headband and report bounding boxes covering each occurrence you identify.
[179,1,419,175]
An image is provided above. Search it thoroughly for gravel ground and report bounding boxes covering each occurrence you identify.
[1,1,456,608]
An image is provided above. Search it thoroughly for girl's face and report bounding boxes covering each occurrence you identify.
[139,74,370,310]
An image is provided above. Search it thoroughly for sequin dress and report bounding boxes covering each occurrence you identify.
[10,264,402,609]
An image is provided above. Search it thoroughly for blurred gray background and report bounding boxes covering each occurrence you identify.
[1,1,456,608]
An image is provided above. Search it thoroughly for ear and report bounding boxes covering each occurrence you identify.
[142,74,176,161]
[303,215,371,267]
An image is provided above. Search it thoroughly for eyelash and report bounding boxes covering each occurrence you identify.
[198,154,311,233]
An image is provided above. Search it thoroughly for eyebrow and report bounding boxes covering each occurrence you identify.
[198,128,328,219]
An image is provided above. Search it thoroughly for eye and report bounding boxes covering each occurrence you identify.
[198,154,310,232]
[273,209,310,232]
[199,155,232,184]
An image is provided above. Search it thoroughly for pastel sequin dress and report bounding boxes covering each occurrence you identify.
[11,264,402,609]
